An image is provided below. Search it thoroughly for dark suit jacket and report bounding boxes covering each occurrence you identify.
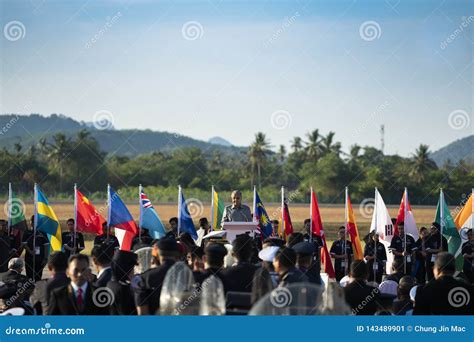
[47,283,109,315]
[223,262,259,293]
[344,279,380,315]
[30,273,70,315]
[0,269,26,283]
[413,275,474,315]
[94,268,112,288]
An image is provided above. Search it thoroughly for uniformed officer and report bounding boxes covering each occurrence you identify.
[0,220,15,273]
[293,241,322,285]
[223,234,258,292]
[61,218,85,258]
[168,217,178,236]
[21,216,49,281]
[364,232,387,283]
[389,222,416,276]
[302,218,323,275]
[461,229,474,283]
[330,226,353,281]
[424,222,448,282]
[107,250,139,315]
[194,243,229,292]
[221,190,252,223]
[93,222,120,250]
[414,226,429,284]
[134,236,179,315]
[131,228,154,251]
[273,247,308,286]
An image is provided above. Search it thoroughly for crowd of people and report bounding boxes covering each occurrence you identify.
[0,190,473,316]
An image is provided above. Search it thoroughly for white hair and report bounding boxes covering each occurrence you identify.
[8,258,24,272]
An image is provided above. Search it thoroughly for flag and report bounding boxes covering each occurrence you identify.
[395,188,419,240]
[454,189,473,232]
[34,184,62,251]
[253,187,273,238]
[210,186,225,231]
[279,187,294,239]
[436,190,463,272]
[7,183,28,249]
[310,188,335,278]
[75,187,105,235]
[178,186,198,239]
[345,188,363,260]
[369,188,394,272]
[108,185,138,251]
[140,186,166,239]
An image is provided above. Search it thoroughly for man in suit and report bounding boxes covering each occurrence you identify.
[221,190,252,224]
[91,244,114,287]
[47,254,108,315]
[344,260,381,315]
[0,258,27,283]
[413,252,473,315]
[107,250,138,315]
[0,220,15,273]
[224,234,259,292]
[30,252,69,315]
[134,236,179,315]
[0,258,35,313]
[61,218,85,259]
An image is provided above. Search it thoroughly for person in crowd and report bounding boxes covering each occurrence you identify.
[461,228,474,283]
[93,222,120,250]
[21,216,49,281]
[221,190,252,223]
[194,243,229,292]
[344,260,380,315]
[131,228,153,251]
[47,254,108,315]
[273,247,308,286]
[0,258,34,314]
[414,226,429,284]
[61,218,85,258]
[364,232,387,284]
[393,275,415,315]
[169,217,178,236]
[389,221,416,276]
[187,245,205,275]
[330,226,353,282]
[424,222,448,282]
[91,244,114,287]
[414,252,473,315]
[107,250,138,315]
[224,234,259,293]
[271,220,279,237]
[294,241,322,285]
[0,220,15,273]
[195,217,210,246]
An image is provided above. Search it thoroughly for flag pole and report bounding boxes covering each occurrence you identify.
[177,185,182,236]
[309,187,313,243]
[404,187,408,274]
[281,186,285,239]
[374,187,378,282]
[7,182,12,236]
[107,184,111,240]
[33,183,38,282]
[252,186,257,223]
[210,185,215,232]
[138,184,142,240]
[73,183,78,253]
[344,187,348,276]
[440,189,444,252]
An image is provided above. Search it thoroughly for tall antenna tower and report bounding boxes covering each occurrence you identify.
[380,124,385,154]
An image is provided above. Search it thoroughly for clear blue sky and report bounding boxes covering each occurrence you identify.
[1,0,472,156]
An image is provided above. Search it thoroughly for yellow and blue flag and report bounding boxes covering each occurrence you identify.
[35,185,62,251]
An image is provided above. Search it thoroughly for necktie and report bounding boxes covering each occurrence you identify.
[77,288,84,312]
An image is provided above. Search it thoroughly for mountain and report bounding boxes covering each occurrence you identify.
[430,135,474,166]
[208,136,233,147]
[0,114,244,156]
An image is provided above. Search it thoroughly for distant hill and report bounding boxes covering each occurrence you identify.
[430,135,474,166]
[208,136,233,147]
[0,114,244,156]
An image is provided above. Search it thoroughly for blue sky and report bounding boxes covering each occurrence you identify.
[1,0,472,156]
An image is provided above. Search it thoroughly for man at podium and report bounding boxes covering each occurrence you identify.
[221,190,252,224]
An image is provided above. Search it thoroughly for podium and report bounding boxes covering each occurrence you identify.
[221,222,259,242]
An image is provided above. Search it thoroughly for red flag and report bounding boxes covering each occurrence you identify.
[310,189,336,279]
[75,189,105,235]
[282,202,294,238]
[345,189,364,260]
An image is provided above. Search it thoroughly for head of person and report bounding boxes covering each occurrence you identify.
[371,232,379,242]
[111,250,138,282]
[286,232,304,248]
[303,218,311,234]
[349,260,368,281]
[271,220,279,233]
[67,254,90,287]
[262,237,285,249]
[199,217,209,231]
[294,241,315,268]
[273,247,297,274]
[102,222,112,235]
[140,228,149,236]
[204,243,227,269]
[419,226,428,239]
[169,217,178,231]
[0,219,7,233]
[231,190,242,208]
[8,258,24,274]
[430,222,440,235]
[179,232,196,250]
[232,234,254,262]
[397,276,415,300]
[187,246,204,271]
[338,226,346,240]
[47,251,68,274]
[398,221,405,236]
[91,244,113,269]
[153,237,179,263]
[434,252,456,279]
[467,228,473,242]
[66,218,75,233]
[391,257,404,274]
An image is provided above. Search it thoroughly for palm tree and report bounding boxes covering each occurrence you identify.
[290,137,302,153]
[277,145,286,163]
[410,144,437,182]
[349,144,361,160]
[320,131,341,156]
[305,129,320,161]
[248,132,271,189]
[45,133,72,192]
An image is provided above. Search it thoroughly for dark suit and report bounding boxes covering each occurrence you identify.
[279,267,309,287]
[61,232,85,258]
[344,279,380,315]
[107,279,136,315]
[0,234,15,272]
[30,272,69,315]
[223,262,259,293]
[0,269,33,312]
[413,275,474,315]
[94,268,112,288]
[0,269,26,283]
[47,283,109,315]
[194,267,229,293]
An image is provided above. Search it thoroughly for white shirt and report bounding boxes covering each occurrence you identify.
[97,266,111,279]
[70,281,88,299]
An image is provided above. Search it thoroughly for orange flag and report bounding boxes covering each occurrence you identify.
[310,188,335,278]
[345,188,363,260]
[75,188,106,235]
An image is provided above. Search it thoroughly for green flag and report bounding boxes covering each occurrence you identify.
[8,185,27,230]
[435,190,463,272]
